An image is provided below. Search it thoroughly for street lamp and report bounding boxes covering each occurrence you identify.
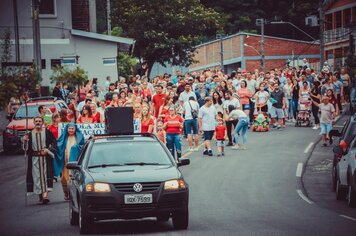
[243,43,261,55]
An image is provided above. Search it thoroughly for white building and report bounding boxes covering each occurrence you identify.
[0,0,135,87]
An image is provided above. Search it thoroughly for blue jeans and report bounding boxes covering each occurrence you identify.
[287,98,293,119]
[234,118,249,145]
[292,98,298,119]
[166,133,182,159]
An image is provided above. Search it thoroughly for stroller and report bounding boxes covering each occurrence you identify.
[295,100,312,127]
[252,106,270,132]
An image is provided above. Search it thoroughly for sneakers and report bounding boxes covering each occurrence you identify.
[231,145,240,150]
[203,150,209,155]
[187,147,192,152]
[312,126,318,130]
[208,150,213,156]
[240,145,247,150]
[226,142,234,146]
[193,147,199,152]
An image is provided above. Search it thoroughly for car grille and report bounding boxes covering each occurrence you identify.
[16,130,27,137]
[113,182,162,193]
[120,203,157,212]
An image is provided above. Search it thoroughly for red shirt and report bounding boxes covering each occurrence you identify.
[77,116,96,124]
[47,125,59,139]
[215,125,226,140]
[141,118,154,133]
[164,115,183,134]
[93,112,101,123]
[152,93,167,118]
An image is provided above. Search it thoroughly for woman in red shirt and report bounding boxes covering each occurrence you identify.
[77,105,97,124]
[90,102,102,123]
[141,106,154,133]
[237,80,253,116]
[158,96,173,122]
[163,106,183,161]
[47,114,60,139]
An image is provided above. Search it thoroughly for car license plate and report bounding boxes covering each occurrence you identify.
[124,194,153,204]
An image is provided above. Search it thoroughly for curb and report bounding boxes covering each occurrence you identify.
[299,114,345,200]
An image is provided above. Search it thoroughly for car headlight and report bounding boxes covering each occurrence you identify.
[164,179,186,191]
[5,128,15,135]
[85,183,111,193]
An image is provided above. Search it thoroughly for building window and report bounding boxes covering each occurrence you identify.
[51,59,61,68]
[41,59,46,69]
[39,0,57,18]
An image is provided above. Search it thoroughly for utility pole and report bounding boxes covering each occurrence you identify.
[107,0,111,35]
[13,0,20,62]
[256,19,265,73]
[216,34,224,73]
[319,0,325,71]
[32,0,41,73]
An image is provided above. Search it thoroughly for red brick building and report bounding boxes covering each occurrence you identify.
[323,0,356,70]
[189,33,320,73]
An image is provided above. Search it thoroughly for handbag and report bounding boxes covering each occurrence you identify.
[188,101,198,119]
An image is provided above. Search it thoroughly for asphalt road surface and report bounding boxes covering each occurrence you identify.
[0,124,355,236]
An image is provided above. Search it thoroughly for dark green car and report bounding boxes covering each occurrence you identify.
[67,133,190,234]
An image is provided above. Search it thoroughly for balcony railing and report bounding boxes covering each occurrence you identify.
[324,27,350,43]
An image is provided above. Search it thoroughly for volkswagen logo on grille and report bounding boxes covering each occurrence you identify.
[133,183,143,193]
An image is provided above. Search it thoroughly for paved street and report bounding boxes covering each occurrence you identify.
[0,124,355,235]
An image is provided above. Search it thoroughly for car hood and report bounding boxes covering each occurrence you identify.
[6,119,34,130]
[87,165,181,183]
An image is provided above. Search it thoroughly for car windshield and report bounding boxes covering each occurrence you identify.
[87,141,172,167]
[14,104,52,119]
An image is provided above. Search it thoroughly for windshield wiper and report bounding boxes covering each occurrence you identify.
[123,162,166,166]
[88,164,124,169]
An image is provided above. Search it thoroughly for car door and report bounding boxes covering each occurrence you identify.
[347,136,356,181]
[69,143,89,210]
[339,143,351,186]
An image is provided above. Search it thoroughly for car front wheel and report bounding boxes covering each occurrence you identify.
[347,181,356,208]
[70,201,79,226]
[172,210,189,230]
[336,180,347,201]
[79,202,94,234]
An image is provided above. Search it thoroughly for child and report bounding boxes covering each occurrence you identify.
[156,121,167,144]
[214,117,227,157]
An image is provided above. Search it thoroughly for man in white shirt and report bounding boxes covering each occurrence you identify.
[198,97,217,156]
[223,91,241,146]
[179,84,196,105]
[183,97,200,151]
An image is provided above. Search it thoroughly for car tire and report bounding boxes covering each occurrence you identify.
[347,181,356,208]
[172,210,188,230]
[79,201,94,234]
[332,165,337,191]
[157,214,170,222]
[70,201,79,226]
[336,180,347,201]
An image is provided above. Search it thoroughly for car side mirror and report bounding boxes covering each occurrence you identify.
[329,129,341,137]
[66,161,81,170]
[177,158,190,167]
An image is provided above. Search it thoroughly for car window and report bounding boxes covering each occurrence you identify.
[14,105,39,118]
[340,119,350,138]
[87,141,172,167]
[352,137,356,149]
[77,143,89,165]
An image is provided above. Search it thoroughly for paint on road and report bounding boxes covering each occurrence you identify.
[296,189,314,204]
[304,142,314,154]
[296,163,303,177]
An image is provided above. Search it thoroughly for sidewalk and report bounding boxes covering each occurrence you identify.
[303,114,356,218]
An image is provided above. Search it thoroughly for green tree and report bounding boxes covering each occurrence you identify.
[1,28,12,67]
[117,53,137,79]
[0,67,41,108]
[111,0,223,73]
[50,66,88,99]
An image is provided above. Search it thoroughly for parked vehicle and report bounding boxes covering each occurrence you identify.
[331,114,356,191]
[2,96,68,153]
[333,135,356,207]
[67,133,190,234]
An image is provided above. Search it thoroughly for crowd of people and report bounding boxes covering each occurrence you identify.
[10,61,356,204]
